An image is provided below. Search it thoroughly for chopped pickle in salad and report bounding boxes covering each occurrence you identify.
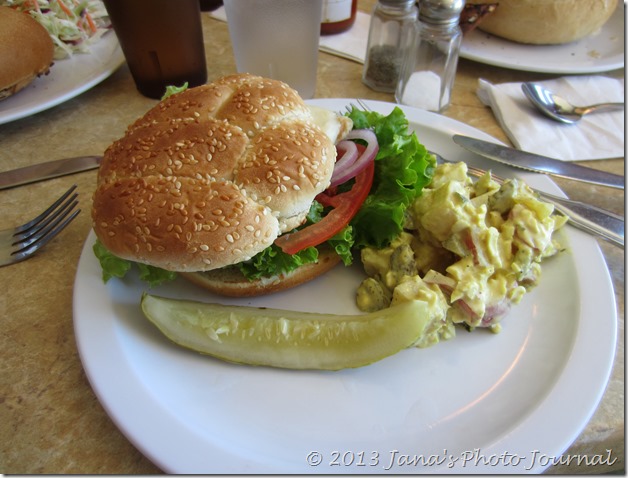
[356,161,567,343]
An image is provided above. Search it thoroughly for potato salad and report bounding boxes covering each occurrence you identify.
[356,161,567,345]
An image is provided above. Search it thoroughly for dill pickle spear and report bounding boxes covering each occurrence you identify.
[141,293,431,370]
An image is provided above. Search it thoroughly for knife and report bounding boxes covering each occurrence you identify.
[0,155,102,190]
[453,135,624,190]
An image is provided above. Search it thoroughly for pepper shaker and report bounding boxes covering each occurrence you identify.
[395,0,465,112]
[362,0,417,93]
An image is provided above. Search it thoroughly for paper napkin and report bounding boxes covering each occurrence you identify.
[207,7,369,64]
[477,76,625,161]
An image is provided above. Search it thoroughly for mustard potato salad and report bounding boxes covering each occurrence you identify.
[356,161,567,345]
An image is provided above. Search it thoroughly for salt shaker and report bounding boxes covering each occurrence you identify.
[362,0,417,93]
[395,0,465,112]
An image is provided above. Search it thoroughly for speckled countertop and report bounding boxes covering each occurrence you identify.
[0,1,623,473]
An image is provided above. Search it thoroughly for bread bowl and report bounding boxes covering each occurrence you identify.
[468,0,619,44]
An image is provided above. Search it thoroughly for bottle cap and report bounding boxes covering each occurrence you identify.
[418,0,465,25]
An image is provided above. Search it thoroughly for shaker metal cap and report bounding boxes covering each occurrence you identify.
[418,0,465,24]
[379,0,415,5]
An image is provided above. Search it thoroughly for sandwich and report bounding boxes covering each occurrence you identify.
[0,6,54,100]
[92,73,434,296]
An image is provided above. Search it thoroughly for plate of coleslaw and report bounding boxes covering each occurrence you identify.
[0,0,124,124]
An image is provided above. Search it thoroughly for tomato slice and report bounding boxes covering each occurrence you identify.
[275,161,375,255]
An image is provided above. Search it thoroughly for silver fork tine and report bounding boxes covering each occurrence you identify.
[345,99,372,115]
[13,196,79,251]
[357,98,371,111]
[10,206,80,263]
[12,191,78,245]
[0,185,81,267]
[14,184,78,234]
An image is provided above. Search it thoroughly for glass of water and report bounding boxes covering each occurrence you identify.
[223,0,323,99]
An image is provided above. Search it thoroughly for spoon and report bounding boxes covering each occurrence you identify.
[521,82,624,124]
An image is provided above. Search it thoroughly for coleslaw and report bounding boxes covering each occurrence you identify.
[1,0,111,59]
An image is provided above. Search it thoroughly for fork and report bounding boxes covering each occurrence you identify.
[0,185,81,267]
[345,100,624,248]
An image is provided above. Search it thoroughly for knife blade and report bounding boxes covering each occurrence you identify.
[0,155,102,190]
[452,135,624,190]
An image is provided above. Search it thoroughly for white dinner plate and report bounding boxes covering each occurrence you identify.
[73,99,616,474]
[0,32,124,125]
[460,1,624,74]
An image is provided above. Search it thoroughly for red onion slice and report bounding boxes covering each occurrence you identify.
[332,140,359,177]
[329,129,379,188]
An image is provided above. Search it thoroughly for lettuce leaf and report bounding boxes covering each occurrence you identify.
[347,106,435,248]
[327,225,355,266]
[162,82,189,99]
[93,240,130,282]
[93,240,176,287]
[236,244,319,280]
[236,200,355,280]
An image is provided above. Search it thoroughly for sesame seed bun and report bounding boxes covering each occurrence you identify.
[0,6,54,100]
[92,74,352,278]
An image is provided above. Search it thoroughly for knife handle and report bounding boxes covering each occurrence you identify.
[544,194,624,248]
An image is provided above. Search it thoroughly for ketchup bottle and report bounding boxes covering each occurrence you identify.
[320,0,357,35]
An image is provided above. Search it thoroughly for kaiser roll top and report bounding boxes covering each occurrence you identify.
[92,74,347,273]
